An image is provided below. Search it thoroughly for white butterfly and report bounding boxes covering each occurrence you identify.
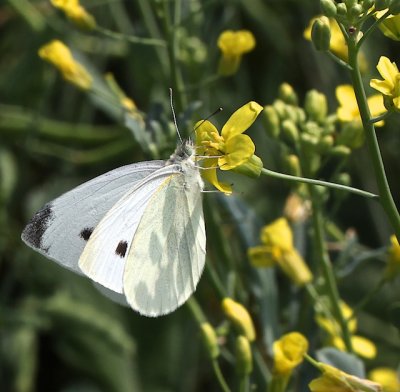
[21,140,206,317]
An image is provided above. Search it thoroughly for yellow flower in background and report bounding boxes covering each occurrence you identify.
[221,298,256,341]
[369,368,400,392]
[38,40,92,90]
[196,101,263,194]
[332,335,377,359]
[51,0,96,30]
[309,363,382,392]
[248,218,313,286]
[375,9,400,41]
[273,332,308,375]
[304,17,348,61]
[336,85,386,126]
[384,235,400,280]
[316,301,377,359]
[370,56,400,111]
[217,30,255,76]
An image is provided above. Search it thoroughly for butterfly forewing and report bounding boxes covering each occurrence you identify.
[123,164,206,316]
[21,161,164,273]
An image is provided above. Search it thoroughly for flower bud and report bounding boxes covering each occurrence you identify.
[263,105,281,138]
[222,298,256,342]
[320,0,337,17]
[281,119,299,144]
[330,145,351,157]
[375,0,391,10]
[345,0,357,7]
[349,4,363,19]
[337,122,365,149]
[273,99,288,120]
[304,90,328,123]
[337,2,347,14]
[284,154,301,177]
[200,322,220,359]
[362,0,375,11]
[236,336,253,376]
[278,82,298,106]
[335,172,351,187]
[318,135,334,153]
[232,154,263,178]
[311,17,331,52]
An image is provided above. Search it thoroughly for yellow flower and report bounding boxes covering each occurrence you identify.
[38,40,92,90]
[316,301,357,336]
[221,298,256,342]
[51,0,96,29]
[375,10,400,41]
[369,368,400,392]
[217,30,255,76]
[309,363,382,392]
[304,17,348,61]
[273,332,308,375]
[384,235,400,280]
[336,85,386,126]
[248,218,313,286]
[332,335,377,359]
[370,56,400,111]
[196,101,263,194]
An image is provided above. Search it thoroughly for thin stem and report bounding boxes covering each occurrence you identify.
[94,25,166,47]
[212,360,232,392]
[238,375,250,392]
[370,110,393,124]
[260,168,378,199]
[308,184,353,352]
[347,39,400,241]
[357,9,391,49]
[326,51,353,71]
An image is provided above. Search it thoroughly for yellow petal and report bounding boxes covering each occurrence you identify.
[221,101,263,139]
[195,120,220,143]
[369,367,400,392]
[218,134,255,170]
[367,94,386,118]
[247,246,276,267]
[217,30,255,56]
[260,218,293,251]
[377,56,398,87]
[200,158,232,194]
[370,78,394,95]
[276,249,313,286]
[222,298,256,341]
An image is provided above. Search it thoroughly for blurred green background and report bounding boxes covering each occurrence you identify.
[1,1,400,391]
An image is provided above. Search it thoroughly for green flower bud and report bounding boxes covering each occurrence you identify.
[273,99,287,120]
[375,0,391,11]
[337,2,348,14]
[263,105,281,138]
[295,107,306,124]
[282,119,299,144]
[318,135,334,153]
[390,0,400,13]
[311,17,331,52]
[278,82,298,106]
[284,154,301,177]
[303,121,322,138]
[330,145,352,157]
[362,0,375,11]
[337,122,365,149]
[304,90,328,123]
[201,322,220,359]
[300,132,319,148]
[345,0,357,8]
[236,336,253,376]
[232,154,263,178]
[349,4,363,19]
[321,0,337,17]
[335,172,351,187]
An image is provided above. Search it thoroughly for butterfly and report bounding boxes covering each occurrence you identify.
[21,140,206,317]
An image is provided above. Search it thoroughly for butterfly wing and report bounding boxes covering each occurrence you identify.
[123,167,206,316]
[21,161,164,274]
[78,165,182,293]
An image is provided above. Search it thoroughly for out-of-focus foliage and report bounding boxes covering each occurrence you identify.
[2,0,400,391]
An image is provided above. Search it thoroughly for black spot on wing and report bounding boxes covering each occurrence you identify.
[21,203,54,252]
[80,227,94,241]
[115,240,128,258]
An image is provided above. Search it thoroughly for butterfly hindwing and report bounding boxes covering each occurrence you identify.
[123,165,206,316]
[78,165,183,293]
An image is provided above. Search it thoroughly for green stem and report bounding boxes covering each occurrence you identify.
[260,168,377,199]
[347,40,400,241]
[370,110,393,124]
[326,51,353,71]
[212,360,232,392]
[94,25,166,47]
[357,9,391,49]
[238,375,250,392]
[308,184,353,352]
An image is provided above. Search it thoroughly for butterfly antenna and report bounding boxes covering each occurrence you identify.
[193,107,223,132]
[169,88,183,144]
